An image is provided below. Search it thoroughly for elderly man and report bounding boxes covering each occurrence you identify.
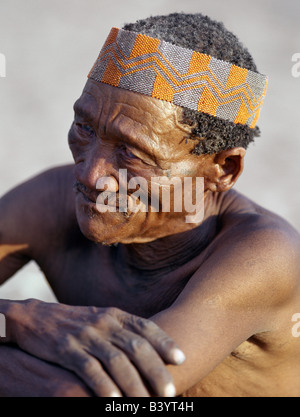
[0,13,299,397]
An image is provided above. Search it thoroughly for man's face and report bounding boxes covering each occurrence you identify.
[68,80,209,244]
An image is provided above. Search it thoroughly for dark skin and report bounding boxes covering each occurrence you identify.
[0,80,300,397]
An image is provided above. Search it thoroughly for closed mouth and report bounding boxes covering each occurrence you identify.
[73,181,97,204]
[73,181,129,212]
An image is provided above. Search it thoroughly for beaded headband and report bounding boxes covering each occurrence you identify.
[88,27,268,128]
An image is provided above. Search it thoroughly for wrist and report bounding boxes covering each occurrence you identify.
[0,298,40,344]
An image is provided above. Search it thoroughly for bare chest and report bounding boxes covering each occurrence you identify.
[39,242,197,317]
[181,340,300,397]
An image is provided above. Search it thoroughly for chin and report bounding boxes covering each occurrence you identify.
[76,212,121,244]
[75,200,146,245]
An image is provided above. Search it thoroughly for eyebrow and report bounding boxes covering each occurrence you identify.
[73,97,99,123]
[73,103,93,120]
[109,114,157,157]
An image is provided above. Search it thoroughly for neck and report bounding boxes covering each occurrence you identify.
[117,191,225,277]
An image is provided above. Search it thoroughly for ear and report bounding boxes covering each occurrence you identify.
[206,147,246,193]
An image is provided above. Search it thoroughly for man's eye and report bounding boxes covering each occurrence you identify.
[121,145,139,160]
[126,149,137,159]
[77,123,95,136]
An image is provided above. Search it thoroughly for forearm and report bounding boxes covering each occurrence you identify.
[0,344,93,397]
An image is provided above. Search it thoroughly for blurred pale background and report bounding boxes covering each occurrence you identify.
[0,0,299,302]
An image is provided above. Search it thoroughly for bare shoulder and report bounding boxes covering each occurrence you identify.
[175,190,300,317]
[212,190,300,307]
[0,165,78,282]
[220,189,300,255]
[0,164,77,249]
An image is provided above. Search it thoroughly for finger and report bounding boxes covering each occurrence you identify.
[121,314,186,365]
[65,349,123,397]
[111,329,176,397]
[87,339,150,397]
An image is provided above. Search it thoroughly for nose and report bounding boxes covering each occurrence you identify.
[74,148,119,192]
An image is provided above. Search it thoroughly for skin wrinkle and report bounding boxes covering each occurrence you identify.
[109,114,159,167]
[74,92,100,127]
[119,218,219,276]
[87,79,189,166]
[111,111,171,167]
[96,95,160,169]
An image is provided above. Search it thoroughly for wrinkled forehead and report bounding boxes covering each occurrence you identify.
[78,79,180,121]
[75,79,192,143]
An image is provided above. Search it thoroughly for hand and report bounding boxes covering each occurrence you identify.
[10,300,185,397]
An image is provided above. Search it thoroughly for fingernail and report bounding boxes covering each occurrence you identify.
[109,391,122,397]
[164,382,176,397]
[172,348,186,365]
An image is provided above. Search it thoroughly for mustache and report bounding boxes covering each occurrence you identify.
[73,181,130,213]
[73,181,98,203]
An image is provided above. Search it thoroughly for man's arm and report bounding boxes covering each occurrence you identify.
[152,216,300,395]
[0,166,70,284]
[0,191,31,284]
[0,345,93,397]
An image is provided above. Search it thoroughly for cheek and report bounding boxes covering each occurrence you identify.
[68,132,87,162]
[69,143,83,163]
[169,159,202,178]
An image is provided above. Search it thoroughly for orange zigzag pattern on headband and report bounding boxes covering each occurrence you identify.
[88,28,268,128]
